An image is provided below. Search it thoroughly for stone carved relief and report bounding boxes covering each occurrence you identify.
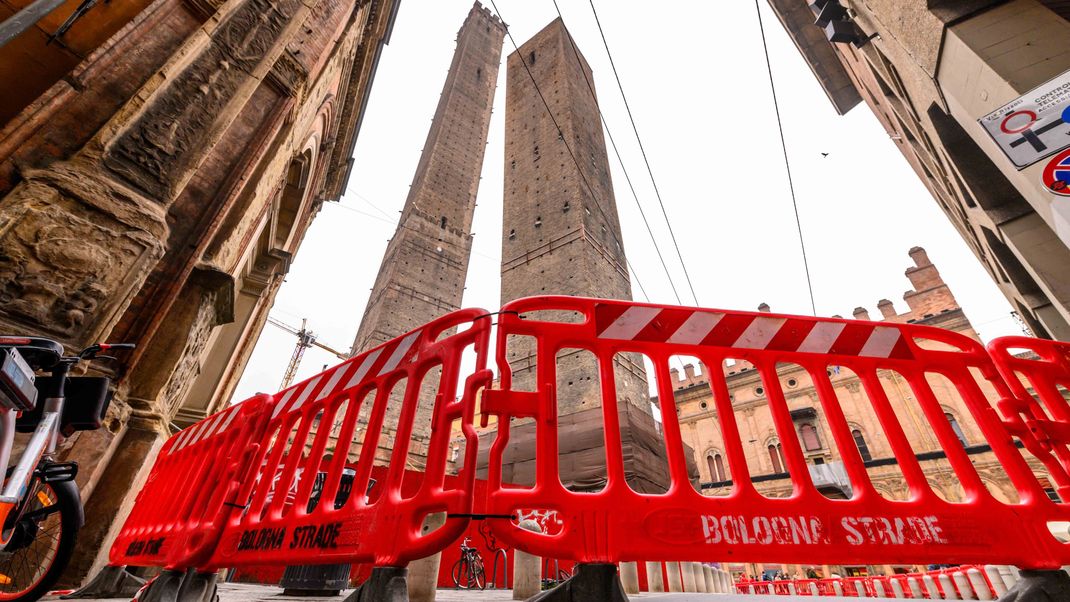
[160,268,235,416]
[105,0,305,199]
[0,190,161,343]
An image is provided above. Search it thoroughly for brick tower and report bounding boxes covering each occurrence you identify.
[490,19,690,493]
[352,3,505,355]
[350,3,504,465]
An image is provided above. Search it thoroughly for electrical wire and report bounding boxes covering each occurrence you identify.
[551,0,682,306]
[487,0,650,302]
[587,0,700,306]
[753,0,817,315]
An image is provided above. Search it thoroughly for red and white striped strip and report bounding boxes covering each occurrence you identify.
[594,304,914,360]
[270,328,424,421]
[166,402,242,456]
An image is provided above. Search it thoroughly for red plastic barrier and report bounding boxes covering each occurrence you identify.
[110,394,274,568]
[987,336,1070,501]
[206,308,492,569]
[113,308,491,571]
[481,297,1070,568]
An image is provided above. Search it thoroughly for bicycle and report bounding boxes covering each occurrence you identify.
[451,537,485,590]
[0,337,132,602]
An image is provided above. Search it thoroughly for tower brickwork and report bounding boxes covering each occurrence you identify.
[500,18,647,414]
[485,19,693,493]
[352,3,505,355]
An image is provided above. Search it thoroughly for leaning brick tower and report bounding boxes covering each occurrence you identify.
[491,18,687,493]
[350,2,505,465]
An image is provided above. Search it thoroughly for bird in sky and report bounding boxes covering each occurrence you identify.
[821,152,829,157]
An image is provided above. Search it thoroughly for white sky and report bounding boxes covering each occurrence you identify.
[230,0,1022,402]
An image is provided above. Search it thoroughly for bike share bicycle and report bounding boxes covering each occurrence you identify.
[0,337,132,602]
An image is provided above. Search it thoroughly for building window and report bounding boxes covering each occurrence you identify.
[768,442,785,474]
[440,216,447,229]
[707,453,727,482]
[945,412,967,447]
[476,67,482,81]
[852,429,872,462]
[799,423,821,452]
[508,229,516,240]
[528,50,536,65]
[534,216,542,228]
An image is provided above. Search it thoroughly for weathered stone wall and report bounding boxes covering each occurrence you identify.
[0,0,398,586]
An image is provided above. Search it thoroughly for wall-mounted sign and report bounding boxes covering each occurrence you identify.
[980,69,1070,170]
[1042,148,1070,197]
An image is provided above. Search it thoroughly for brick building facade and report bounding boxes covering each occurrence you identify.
[0,0,397,585]
[663,247,1048,579]
[768,0,1070,341]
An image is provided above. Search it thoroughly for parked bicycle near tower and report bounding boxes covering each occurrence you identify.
[451,537,485,590]
[0,337,132,602]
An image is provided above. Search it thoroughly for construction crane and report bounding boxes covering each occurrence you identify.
[268,317,349,389]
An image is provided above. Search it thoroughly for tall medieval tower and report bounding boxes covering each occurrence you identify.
[492,19,687,492]
[352,3,505,355]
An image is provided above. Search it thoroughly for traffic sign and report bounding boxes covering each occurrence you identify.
[980,69,1070,169]
[1041,148,1070,197]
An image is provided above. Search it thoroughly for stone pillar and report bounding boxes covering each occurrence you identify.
[512,520,541,599]
[644,562,664,593]
[619,562,639,595]
[702,565,714,593]
[692,563,707,592]
[62,421,168,585]
[407,513,446,602]
[666,562,683,592]
[681,562,698,592]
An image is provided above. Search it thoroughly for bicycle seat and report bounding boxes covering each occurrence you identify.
[0,336,64,371]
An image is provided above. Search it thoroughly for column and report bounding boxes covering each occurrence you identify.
[512,520,541,599]
[666,562,683,592]
[619,562,639,595]
[407,513,446,602]
[644,562,664,593]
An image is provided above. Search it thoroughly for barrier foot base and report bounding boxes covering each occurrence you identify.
[344,567,408,602]
[63,565,147,599]
[137,570,218,602]
[528,563,628,602]
[999,569,1070,601]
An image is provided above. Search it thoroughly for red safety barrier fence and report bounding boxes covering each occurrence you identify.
[987,336,1070,501]
[732,564,1008,598]
[481,297,1070,569]
[111,308,492,571]
[110,393,274,568]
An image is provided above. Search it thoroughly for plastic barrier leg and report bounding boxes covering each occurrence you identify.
[995,569,1070,601]
[344,567,409,602]
[528,563,628,602]
[62,564,147,599]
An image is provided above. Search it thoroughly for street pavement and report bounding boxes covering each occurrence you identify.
[151,582,886,601]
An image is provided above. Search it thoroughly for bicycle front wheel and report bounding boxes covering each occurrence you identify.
[451,558,468,589]
[0,477,80,602]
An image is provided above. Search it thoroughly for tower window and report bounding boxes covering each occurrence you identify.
[476,67,482,81]
[440,216,447,229]
[508,229,516,240]
[563,201,570,212]
[528,51,536,64]
[534,216,542,228]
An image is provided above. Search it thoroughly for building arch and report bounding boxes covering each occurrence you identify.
[704,449,727,482]
[765,437,786,474]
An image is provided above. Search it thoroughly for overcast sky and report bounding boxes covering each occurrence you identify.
[230,0,1022,402]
